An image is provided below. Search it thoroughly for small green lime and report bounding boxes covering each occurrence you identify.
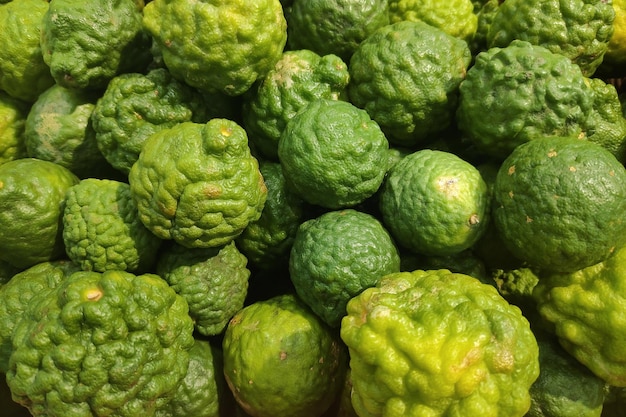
[129,119,267,248]
[143,0,287,96]
[0,91,29,166]
[222,293,347,417]
[289,209,401,328]
[0,159,79,270]
[493,136,626,272]
[348,20,472,146]
[62,178,163,273]
[156,241,250,336]
[278,99,389,209]
[379,149,491,257]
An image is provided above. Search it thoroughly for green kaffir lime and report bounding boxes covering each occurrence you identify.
[155,340,236,417]
[278,99,389,209]
[40,0,152,90]
[526,329,606,417]
[242,49,350,161]
[0,0,55,103]
[0,91,29,165]
[0,260,81,373]
[379,149,491,257]
[532,243,626,387]
[129,119,267,248]
[486,0,615,76]
[91,68,234,175]
[456,40,594,161]
[493,136,626,273]
[289,209,401,328]
[6,270,195,417]
[286,0,390,62]
[24,84,115,179]
[223,293,348,417]
[143,0,287,96]
[340,269,539,417]
[236,161,307,270]
[0,159,79,270]
[62,178,163,273]
[156,241,250,337]
[388,0,477,42]
[583,77,626,163]
[348,20,472,147]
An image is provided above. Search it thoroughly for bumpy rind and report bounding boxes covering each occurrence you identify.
[156,241,250,336]
[340,269,539,417]
[129,119,267,248]
[62,178,162,273]
[6,270,195,417]
[142,0,287,96]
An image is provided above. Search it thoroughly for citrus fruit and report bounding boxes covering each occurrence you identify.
[236,161,307,270]
[155,241,250,337]
[222,293,347,417]
[0,260,81,373]
[583,76,626,163]
[532,243,626,387]
[286,0,390,62]
[289,209,401,328]
[0,0,55,103]
[526,329,606,417]
[6,269,195,416]
[456,40,594,160]
[379,149,491,257]
[348,20,472,147]
[340,269,539,417]
[24,84,116,179]
[485,0,615,76]
[143,0,287,96]
[0,91,29,166]
[388,0,478,43]
[493,135,626,272]
[155,339,236,417]
[128,119,267,248]
[242,49,350,161]
[62,178,163,273]
[40,0,152,91]
[277,99,389,209]
[0,158,79,270]
[91,68,231,176]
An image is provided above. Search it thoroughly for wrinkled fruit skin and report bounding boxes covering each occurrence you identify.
[278,99,389,209]
[348,20,472,146]
[0,260,81,373]
[242,49,350,161]
[6,270,195,417]
[129,119,267,248]
[456,40,594,161]
[0,0,55,102]
[379,149,491,257]
[235,161,306,269]
[62,178,162,273]
[486,0,615,77]
[91,68,217,175]
[0,158,79,270]
[143,0,287,96]
[40,0,152,90]
[340,269,539,417]
[156,241,250,337]
[532,244,626,387]
[289,209,401,328]
[24,84,111,179]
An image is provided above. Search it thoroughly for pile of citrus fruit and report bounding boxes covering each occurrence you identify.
[2,0,626,416]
